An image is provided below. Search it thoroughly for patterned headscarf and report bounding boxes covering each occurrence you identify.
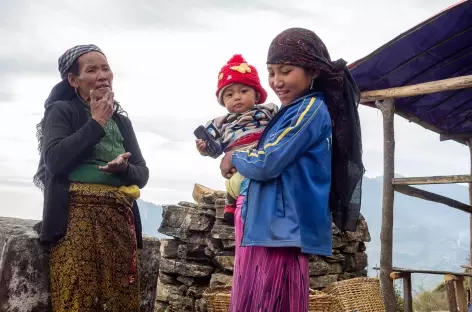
[58,44,103,80]
[34,44,104,190]
[267,28,365,232]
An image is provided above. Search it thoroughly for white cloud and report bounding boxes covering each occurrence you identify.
[0,0,465,219]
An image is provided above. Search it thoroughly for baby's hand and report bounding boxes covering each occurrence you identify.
[196,139,209,156]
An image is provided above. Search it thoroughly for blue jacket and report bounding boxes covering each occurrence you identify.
[232,93,333,255]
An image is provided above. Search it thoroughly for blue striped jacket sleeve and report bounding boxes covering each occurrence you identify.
[232,96,331,181]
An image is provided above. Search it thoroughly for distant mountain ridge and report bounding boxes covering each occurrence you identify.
[138,176,471,290]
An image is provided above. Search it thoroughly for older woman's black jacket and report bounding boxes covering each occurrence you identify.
[39,97,149,248]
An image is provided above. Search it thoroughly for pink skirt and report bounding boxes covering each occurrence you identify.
[229,196,310,312]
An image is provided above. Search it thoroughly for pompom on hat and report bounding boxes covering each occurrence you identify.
[216,54,267,106]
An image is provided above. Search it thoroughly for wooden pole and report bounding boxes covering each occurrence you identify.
[392,175,472,185]
[360,75,472,103]
[469,139,472,298]
[454,276,467,312]
[376,98,397,312]
[445,276,459,312]
[403,273,413,312]
[394,184,472,213]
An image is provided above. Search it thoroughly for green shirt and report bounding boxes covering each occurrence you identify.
[69,104,126,186]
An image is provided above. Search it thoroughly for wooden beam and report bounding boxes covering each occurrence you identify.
[445,277,459,312]
[440,133,472,142]
[392,175,472,185]
[360,75,472,103]
[454,276,467,312]
[374,267,472,277]
[403,273,413,312]
[376,99,397,312]
[394,184,472,214]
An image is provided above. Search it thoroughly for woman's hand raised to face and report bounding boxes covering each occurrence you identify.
[90,88,114,127]
[220,151,236,179]
[99,152,131,173]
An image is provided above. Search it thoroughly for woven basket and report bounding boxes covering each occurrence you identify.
[202,286,344,312]
[202,285,232,312]
[309,289,343,312]
[325,277,385,312]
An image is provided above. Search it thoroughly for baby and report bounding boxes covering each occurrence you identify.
[196,54,278,225]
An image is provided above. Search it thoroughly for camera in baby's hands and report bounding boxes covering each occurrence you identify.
[193,125,222,158]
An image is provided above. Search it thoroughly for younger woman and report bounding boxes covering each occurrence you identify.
[220,28,364,312]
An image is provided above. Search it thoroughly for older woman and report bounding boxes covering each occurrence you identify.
[34,45,148,312]
[220,28,364,311]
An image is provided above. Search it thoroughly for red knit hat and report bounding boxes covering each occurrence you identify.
[216,54,267,106]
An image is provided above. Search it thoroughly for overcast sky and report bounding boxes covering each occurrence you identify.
[0,0,468,220]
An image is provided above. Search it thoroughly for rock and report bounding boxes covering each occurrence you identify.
[153,301,169,312]
[214,256,235,272]
[323,254,345,264]
[221,240,236,249]
[178,284,189,295]
[168,293,194,311]
[159,226,212,245]
[211,223,235,240]
[0,218,50,312]
[160,258,214,277]
[159,205,214,233]
[332,235,347,249]
[158,272,178,285]
[195,298,208,312]
[309,256,343,276]
[177,244,210,262]
[210,273,233,287]
[160,239,183,259]
[342,242,359,254]
[178,201,199,208]
[192,184,217,204]
[155,280,180,302]
[199,203,217,210]
[177,276,196,286]
[345,219,371,243]
[139,237,161,312]
[358,242,367,252]
[215,206,225,219]
[187,286,207,299]
[206,239,223,254]
[339,269,368,280]
[309,274,339,289]
[344,252,368,273]
[215,198,226,206]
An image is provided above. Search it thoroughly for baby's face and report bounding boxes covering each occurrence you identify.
[222,84,258,114]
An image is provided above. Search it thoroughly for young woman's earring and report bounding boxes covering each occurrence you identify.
[310,78,315,90]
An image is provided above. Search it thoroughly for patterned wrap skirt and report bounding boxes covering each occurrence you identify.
[50,183,140,312]
[230,196,310,312]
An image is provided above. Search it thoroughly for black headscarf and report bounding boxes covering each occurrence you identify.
[33,44,104,190]
[267,27,365,232]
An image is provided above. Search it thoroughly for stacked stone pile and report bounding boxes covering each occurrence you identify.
[155,184,236,311]
[154,184,371,311]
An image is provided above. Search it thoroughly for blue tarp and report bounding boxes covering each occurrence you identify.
[349,1,472,138]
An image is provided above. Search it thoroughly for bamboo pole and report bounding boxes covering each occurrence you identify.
[360,75,472,103]
[376,99,397,312]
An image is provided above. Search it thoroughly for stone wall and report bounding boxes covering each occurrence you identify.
[155,184,371,311]
[0,217,161,312]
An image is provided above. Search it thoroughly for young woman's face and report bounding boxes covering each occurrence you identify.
[267,64,313,106]
[222,83,258,114]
